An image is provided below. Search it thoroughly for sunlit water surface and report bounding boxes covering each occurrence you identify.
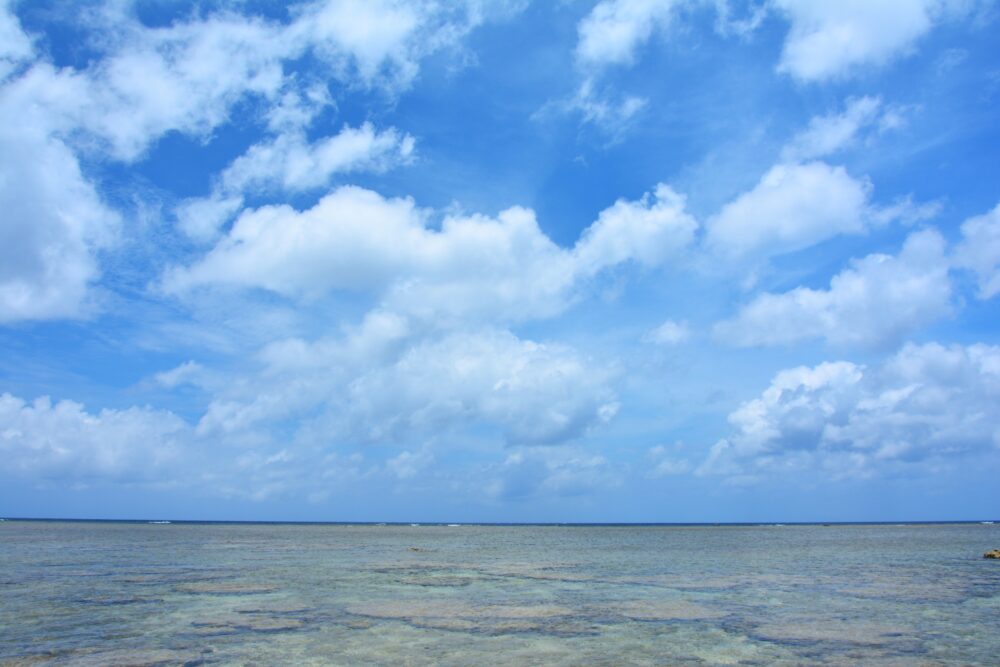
[1,521,999,665]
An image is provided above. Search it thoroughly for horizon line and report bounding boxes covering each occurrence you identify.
[2,516,997,527]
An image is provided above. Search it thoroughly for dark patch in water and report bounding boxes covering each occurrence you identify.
[73,596,163,606]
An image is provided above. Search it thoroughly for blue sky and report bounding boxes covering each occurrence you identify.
[1,0,999,522]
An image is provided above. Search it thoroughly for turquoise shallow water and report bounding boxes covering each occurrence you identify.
[1,521,999,665]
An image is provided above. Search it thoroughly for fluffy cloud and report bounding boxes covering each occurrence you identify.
[715,229,952,348]
[953,202,1000,299]
[290,0,518,89]
[646,444,692,477]
[705,162,872,261]
[346,330,619,446]
[175,195,246,244]
[0,91,119,322]
[574,0,977,86]
[0,389,378,500]
[163,187,571,316]
[63,1,492,160]
[575,184,697,272]
[165,182,696,324]
[0,0,506,163]
[0,1,516,322]
[194,309,414,438]
[702,104,937,268]
[485,447,622,499]
[773,0,969,82]
[78,14,286,161]
[576,0,682,68]
[386,447,434,480]
[220,123,414,195]
[202,86,412,201]
[782,96,886,161]
[290,0,424,87]
[643,320,690,345]
[700,342,1000,479]
[153,361,206,389]
[0,394,188,482]
[197,324,618,448]
[0,16,119,322]
[0,0,31,81]
[573,0,768,69]
[178,121,415,242]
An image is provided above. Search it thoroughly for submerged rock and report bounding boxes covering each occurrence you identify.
[343,599,585,635]
[0,656,58,666]
[985,549,1000,559]
[751,620,915,647]
[174,582,277,595]
[609,600,727,621]
[234,600,311,614]
[50,648,207,666]
[191,614,304,635]
[346,599,574,620]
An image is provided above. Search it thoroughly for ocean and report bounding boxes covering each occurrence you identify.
[1,520,998,665]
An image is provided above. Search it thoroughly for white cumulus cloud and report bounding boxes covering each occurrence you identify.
[782,96,885,161]
[705,161,872,261]
[164,182,696,325]
[386,447,434,480]
[485,447,622,499]
[715,229,952,348]
[700,342,1000,480]
[194,321,619,451]
[773,0,969,82]
[575,184,697,272]
[221,122,415,195]
[346,330,619,446]
[153,361,206,389]
[576,0,682,68]
[953,202,1000,299]
[573,1,981,94]
[644,320,691,345]
[177,121,415,242]
[0,89,119,322]
[646,444,692,477]
[0,394,188,482]
[0,0,31,81]
[0,0,518,322]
